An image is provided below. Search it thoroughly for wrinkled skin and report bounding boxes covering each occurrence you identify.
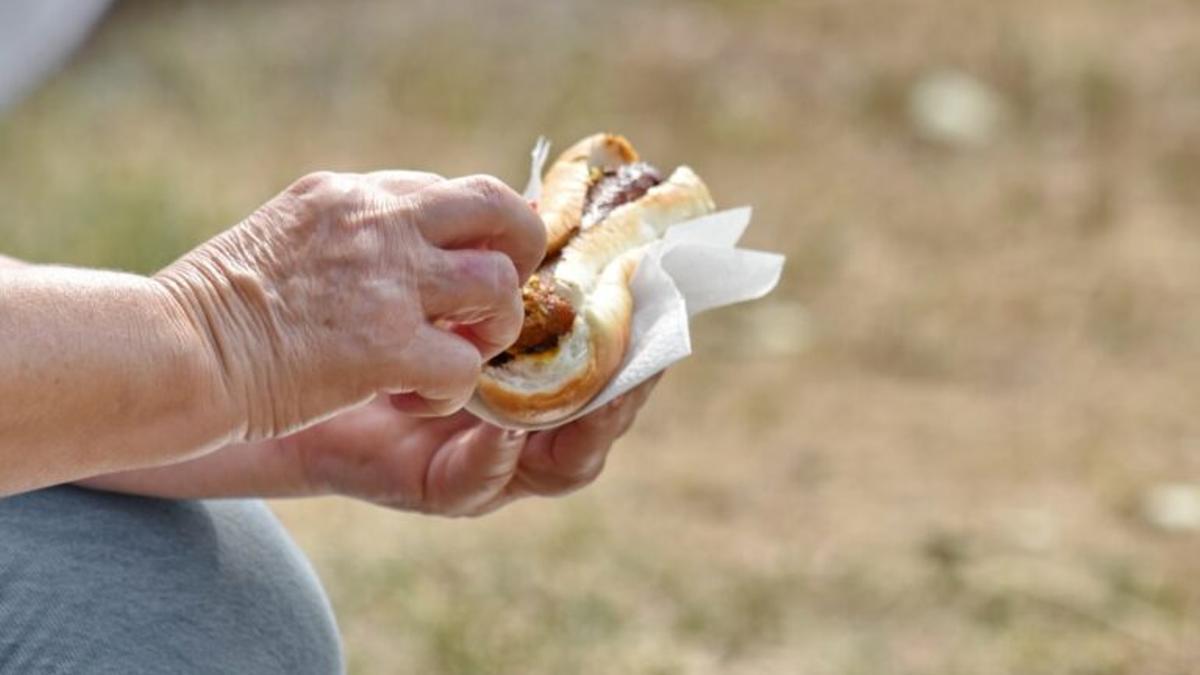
[76,171,662,516]
[285,374,663,516]
[79,373,664,515]
[156,171,546,441]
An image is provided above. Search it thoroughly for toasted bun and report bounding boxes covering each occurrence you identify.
[476,139,716,425]
[476,253,640,424]
[539,133,638,256]
[555,166,714,303]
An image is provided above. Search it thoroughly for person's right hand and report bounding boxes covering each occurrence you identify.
[154,171,545,442]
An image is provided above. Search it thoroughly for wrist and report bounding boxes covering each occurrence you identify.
[153,235,288,442]
[151,261,250,444]
[275,431,334,498]
[78,436,316,499]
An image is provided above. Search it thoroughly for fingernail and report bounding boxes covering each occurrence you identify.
[503,429,528,444]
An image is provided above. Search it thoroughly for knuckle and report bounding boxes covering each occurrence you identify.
[410,171,445,185]
[463,174,515,207]
[288,171,339,196]
[287,171,370,222]
[371,170,445,191]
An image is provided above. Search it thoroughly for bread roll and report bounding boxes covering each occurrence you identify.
[476,135,716,424]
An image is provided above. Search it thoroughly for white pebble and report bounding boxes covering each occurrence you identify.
[1141,483,1200,533]
[908,69,1005,148]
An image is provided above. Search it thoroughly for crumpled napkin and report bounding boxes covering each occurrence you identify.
[467,138,786,430]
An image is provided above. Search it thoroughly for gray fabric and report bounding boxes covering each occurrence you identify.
[0,486,343,674]
[0,0,112,114]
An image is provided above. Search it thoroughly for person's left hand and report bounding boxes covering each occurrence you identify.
[280,374,663,516]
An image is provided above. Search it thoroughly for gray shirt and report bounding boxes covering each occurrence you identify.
[0,486,343,674]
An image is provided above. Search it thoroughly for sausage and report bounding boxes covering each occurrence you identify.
[502,163,664,359]
[508,267,576,353]
[477,133,718,425]
[581,162,663,229]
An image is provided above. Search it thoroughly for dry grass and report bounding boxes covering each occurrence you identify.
[2,0,1199,672]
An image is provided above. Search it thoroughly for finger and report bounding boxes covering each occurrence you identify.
[508,432,607,498]
[385,322,482,416]
[518,422,612,491]
[404,175,547,281]
[526,372,665,483]
[426,424,526,516]
[385,405,478,433]
[614,372,665,433]
[366,170,444,196]
[574,372,665,438]
[419,248,523,359]
[279,171,440,228]
[468,492,520,518]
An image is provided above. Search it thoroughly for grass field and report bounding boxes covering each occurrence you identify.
[2,1,1199,673]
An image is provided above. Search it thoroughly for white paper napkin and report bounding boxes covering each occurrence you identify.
[467,138,787,430]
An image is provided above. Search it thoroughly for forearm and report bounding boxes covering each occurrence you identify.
[0,253,29,269]
[0,265,238,496]
[77,437,313,499]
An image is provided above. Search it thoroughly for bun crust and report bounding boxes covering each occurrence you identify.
[555,166,714,301]
[539,134,638,256]
[475,253,639,424]
[476,136,716,425]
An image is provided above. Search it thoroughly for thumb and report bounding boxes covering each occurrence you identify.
[425,424,527,516]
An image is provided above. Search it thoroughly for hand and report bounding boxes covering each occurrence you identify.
[283,374,664,516]
[155,171,546,441]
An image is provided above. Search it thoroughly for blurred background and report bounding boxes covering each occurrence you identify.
[3,1,1199,673]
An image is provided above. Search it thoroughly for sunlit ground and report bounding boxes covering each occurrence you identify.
[3,1,1199,672]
